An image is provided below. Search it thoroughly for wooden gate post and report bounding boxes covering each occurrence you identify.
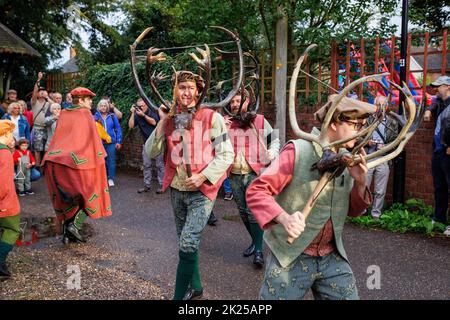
[274,5,288,144]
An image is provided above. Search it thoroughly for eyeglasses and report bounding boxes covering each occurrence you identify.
[343,120,364,131]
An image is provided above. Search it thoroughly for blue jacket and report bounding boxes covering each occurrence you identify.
[94,111,122,144]
[2,114,30,141]
[433,97,450,154]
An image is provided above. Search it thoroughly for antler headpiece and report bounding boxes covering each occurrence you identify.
[286,44,424,244]
[130,26,244,113]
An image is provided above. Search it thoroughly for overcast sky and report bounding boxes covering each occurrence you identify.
[49,10,124,69]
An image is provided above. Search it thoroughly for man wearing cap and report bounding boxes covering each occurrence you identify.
[31,72,51,167]
[42,87,112,244]
[146,71,234,300]
[1,89,18,117]
[0,120,21,280]
[224,88,280,268]
[426,76,450,236]
[0,89,17,112]
[424,76,450,123]
[246,95,374,300]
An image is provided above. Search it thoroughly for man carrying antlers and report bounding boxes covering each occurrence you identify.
[247,95,375,300]
[145,71,234,300]
[225,88,280,268]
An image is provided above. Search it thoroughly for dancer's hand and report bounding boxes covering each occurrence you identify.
[348,149,369,199]
[276,211,306,239]
[158,105,169,122]
[224,117,232,128]
[185,173,207,189]
[348,148,368,186]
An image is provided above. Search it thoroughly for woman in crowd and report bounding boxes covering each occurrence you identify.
[94,99,122,187]
[18,100,34,129]
[1,102,30,145]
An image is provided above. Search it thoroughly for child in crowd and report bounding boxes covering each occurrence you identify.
[13,138,36,196]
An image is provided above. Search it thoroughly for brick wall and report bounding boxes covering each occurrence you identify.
[397,120,435,205]
[120,106,439,206]
[118,128,145,169]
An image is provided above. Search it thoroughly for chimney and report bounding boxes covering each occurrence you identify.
[70,47,77,59]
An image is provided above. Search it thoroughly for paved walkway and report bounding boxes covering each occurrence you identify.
[1,171,449,299]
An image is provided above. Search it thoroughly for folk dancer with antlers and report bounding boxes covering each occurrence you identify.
[42,87,112,245]
[145,71,235,300]
[247,94,375,299]
[246,44,423,299]
[133,26,243,300]
[224,88,280,268]
[0,120,21,280]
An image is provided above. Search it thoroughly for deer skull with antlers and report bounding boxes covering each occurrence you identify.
[129,26,244,114]
[286,45,423,244]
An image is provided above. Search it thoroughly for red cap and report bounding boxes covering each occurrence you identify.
[70,87,96,97]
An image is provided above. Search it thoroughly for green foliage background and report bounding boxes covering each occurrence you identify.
[347,199,447,236]
[1,0,448,100]
[80,62,138,135]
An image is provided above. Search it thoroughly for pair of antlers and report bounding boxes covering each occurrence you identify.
[289,44,424,171]
[130,26,244,113]
[286,44,425,244]
[213,50,261,117]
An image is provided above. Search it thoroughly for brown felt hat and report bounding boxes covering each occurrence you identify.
[314,94,377,123]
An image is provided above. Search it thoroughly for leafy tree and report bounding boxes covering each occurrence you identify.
[85,0,177,65]
[160,0,263,50]
[409,0,450,32]
[0,0,117,98]
[283,0,398,48]
[86,0,265,65]
[89,0,399,64]
[1,0,412,100]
